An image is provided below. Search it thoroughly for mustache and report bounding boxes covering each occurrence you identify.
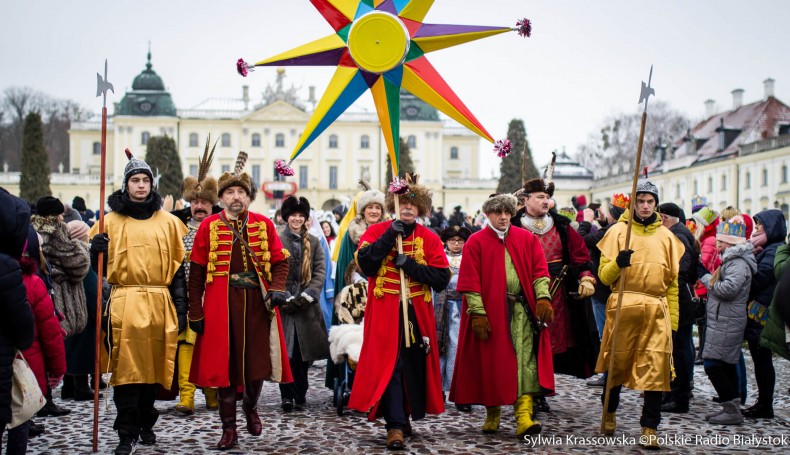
[193,209,208,215]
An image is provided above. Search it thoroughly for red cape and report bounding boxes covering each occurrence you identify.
[348,221,447,418]
[449,225,555,406]
[189,212,292,387]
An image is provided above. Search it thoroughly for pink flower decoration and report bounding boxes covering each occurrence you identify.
[389,177,410,195]
[494,139,512,158]
[236,58,254,77]
[516,18,532,38]
[275,159,295,176]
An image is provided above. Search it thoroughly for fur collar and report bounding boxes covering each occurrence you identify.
[347,217,370,245]
[107,189,162,220]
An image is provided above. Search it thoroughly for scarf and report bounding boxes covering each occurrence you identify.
[749,230,767,255]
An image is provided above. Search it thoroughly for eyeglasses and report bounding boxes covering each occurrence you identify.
[446,239,464,244]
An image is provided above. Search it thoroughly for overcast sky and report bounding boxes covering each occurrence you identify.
[3,0,789,176]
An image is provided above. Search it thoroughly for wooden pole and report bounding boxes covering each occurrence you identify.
[92,104,108,452]
[521,143,527,187]
[393,195,411,348]
[599,111,647,434]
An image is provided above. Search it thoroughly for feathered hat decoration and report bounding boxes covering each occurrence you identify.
[543,151,556,191]
[182,135,219,204]
[356,179,385,214]
[217,150,254,199]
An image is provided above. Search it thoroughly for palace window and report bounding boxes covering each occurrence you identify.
[141,131,150,145]
[721,175,727,191]
[762,168,768,187]
[299,166,308,189]
[221,133,231,147]
[329,134,338,149]
[189,133,198,147]
[450,146,459,160]
[251,133,261,147]
[329,166,338,189]
[360,135,370,149]
[92,142,101,155]
[407,135,417,149]
[275,133,285,148]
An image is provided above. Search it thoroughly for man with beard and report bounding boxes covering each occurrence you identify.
[170,141,220,415]
[349,173,450,450]
[89,150,188,455]
[511,162,597,412]
[187,152,292,450]
[595,173,681,449]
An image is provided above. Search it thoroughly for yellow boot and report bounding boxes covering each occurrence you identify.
[481,406,501,434]
[640,427,660,450]
[175,343,196,415]
[204,387,219,410]
[603,412,616,435]
[514,395,541,437]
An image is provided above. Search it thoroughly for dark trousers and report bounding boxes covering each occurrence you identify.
[279,335,309,402]
[381,351,407,431]
[696,315,707,358]
[113,383,160,439]
[669,324,694,405]
[601,377,662,429]
[703,359,738,402]
[747,338,775,407]
[737,351,747,402]
[1,420,30,455]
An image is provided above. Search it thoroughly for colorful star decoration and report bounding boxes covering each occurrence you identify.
[238,0,530,176]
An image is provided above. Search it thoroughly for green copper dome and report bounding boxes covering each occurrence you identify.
[117,49,176,117]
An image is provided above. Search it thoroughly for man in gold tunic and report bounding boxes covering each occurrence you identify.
[89,150,188,455]
[595,176,682,450]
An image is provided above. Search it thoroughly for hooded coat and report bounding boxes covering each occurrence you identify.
[760,244,790,359]
[700,243,757,364]
[30,215,91,336]
[746,209,788,342]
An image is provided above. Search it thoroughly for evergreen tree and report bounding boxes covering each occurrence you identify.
[144,135,183,199]
[19,112,51,202]
[385,136,415,185]
[496,119,539,194]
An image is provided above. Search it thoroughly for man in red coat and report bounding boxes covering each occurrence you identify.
[187,155,292,450]
[450,193,553,440]
[349,174,450,450]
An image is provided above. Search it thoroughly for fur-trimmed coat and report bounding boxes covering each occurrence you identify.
[31,215,90,336]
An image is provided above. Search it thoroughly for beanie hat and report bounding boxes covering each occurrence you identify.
[692,206,718,227]
[482,193,518,215]
[182,135,219,205]
[742,213,754,239]
[635,167,659,206]
[658,202,683,220]
[122,148,154,193]
[691,195,708,213]
[67,220,90,242]
[440,225,472,243]
[36,196,65,217]
[571,194,588,211]
[717,216,747,245]
[72,196,87,212]
[217,151,254,200]
[281,196,310,221]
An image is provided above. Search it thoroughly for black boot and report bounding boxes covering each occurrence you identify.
[60,374,75,400]
[28,419,45,438]
[74,374,100,401]
[37,388,71,417]
[91,374,108,390]
[114,432,137,455]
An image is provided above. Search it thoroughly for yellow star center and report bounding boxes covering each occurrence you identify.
[347,11,410,74]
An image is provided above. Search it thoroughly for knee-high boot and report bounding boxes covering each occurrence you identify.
[175,343,196,414]
[242,380,263,436]
[514,395,541,437]
[204,387,219,410]
[217,387,238,450]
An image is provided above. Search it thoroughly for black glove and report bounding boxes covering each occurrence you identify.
[188,319,204,335]
[616,249,634,268]
[270,291,288,308]
[391,220,407,236]
[178,314,187,334]
[90,234,110,254]
[394,253,411,269]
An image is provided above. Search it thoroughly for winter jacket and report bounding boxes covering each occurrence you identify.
[700,242,756,364]
[760,244,790,359]
[277,227,330,362]
[31,215,91,336]
[695,225,721,298]
[746,210,788,342]
[669,222,700,327]
[578,220,613,303]
[22,273,66,394]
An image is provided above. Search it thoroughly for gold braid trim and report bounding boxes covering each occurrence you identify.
[412,237,426,265]
[282,248,290,259]
[209,220,220,252]
[208,252,217,262]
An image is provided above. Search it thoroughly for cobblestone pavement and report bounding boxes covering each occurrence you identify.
[19,354,790,454]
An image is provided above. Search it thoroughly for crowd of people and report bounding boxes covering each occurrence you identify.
[1,144,789,454]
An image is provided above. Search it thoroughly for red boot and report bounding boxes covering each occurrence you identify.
[217,387,238,450]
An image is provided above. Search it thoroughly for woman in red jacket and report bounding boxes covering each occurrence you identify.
[19,227,67,441]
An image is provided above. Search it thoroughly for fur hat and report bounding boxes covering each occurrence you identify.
[521,178,555,198]
[482,193,518,215]
[122,148,153,193]
[182,135,219,205]
[355,180,385,213]
[385,173,432,217]
[440,225,472,243]
[717,215,747,245]
[36,196,64,217]
[217,151,255,200]
[281,196,310,221]
[635,167,659,205]
[72,196,87,212]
